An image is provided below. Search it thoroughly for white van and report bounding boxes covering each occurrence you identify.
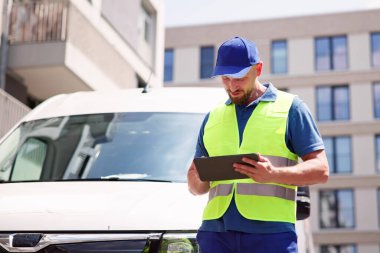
[0,87,313,253]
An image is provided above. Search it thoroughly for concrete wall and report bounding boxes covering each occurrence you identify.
[70,0,164,88]
[351,82,373,122]
[349,33,371,71]
[67,4,136,89]
[355,188,378,230]
[173,47,199,84]
[357,244,380,253]
[352,135,376,175]
[288,38,314,76]
[165,10,380,47]
[101,0,159,71]
[101,0,140,55]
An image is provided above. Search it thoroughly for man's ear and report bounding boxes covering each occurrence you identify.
[256,62,263,76]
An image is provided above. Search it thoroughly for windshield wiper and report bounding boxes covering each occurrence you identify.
[0,178,174,183]
[99,176,173,182]
[99,173,172,182]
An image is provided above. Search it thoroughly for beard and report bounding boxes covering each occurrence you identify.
[227,87,253,106]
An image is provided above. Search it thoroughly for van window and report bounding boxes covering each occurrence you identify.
[0,128,21,181]
[0,112,204,183]
[11,138,47,181]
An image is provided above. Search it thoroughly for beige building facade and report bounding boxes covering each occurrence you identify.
[0,0,164,137]
[165,9,380,253]
[2,0,164,104]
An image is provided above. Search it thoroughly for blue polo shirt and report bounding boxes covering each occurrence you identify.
[195,83,324,234]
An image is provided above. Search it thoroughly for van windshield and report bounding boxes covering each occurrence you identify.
[0,112,204,183]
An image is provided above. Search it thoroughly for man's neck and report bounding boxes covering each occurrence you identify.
[246,82,267,105]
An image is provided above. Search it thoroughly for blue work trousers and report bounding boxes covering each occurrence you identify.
[197,231,298,253]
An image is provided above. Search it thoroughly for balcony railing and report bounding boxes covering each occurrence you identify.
[8,0,69,44]
[0,89,30,138]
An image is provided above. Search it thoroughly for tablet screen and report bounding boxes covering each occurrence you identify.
[194,153,259,181]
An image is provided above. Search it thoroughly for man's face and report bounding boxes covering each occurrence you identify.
[221,66,257,106]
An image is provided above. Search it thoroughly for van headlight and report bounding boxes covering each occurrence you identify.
[159,233,199,253]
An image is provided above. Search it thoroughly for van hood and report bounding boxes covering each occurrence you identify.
[0,181,208,231]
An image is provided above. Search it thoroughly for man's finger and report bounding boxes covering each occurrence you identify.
[257,153,269,162]
[241,157,258,166]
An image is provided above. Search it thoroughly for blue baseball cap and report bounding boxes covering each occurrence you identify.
[211,36,260,78]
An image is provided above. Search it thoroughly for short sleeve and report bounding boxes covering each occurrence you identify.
[286,97,324,157]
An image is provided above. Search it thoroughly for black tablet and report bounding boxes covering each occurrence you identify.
[194,153,259,181]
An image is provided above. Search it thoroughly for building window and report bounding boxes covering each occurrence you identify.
[271,40,288,74]
[321,244,356,253]
[140,4,153,45]
[200,46,214,79]
[315,36,348,71]
[376,135,380,173]
[164,49,174,82]
[317,85,350,121]
[374,83,380,118]
[323,136,352,174]
[319,189,355,229]
[371,32,380,67]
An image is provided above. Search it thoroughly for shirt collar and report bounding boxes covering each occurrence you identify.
[225,83,277,106]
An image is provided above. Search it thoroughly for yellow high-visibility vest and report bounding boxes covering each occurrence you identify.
[202,90,298,223]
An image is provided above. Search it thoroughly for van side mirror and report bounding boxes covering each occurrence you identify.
[296,186,310,220]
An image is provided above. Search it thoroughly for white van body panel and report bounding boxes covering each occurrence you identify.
[0,181,207,231]
[21,88,228,122]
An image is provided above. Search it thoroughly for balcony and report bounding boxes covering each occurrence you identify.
[6,0,163,101]
[8,0,68,44]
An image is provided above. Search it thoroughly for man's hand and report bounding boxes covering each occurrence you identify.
[233,154,278,183]
[233,150,329,186]
[187,162,210,195]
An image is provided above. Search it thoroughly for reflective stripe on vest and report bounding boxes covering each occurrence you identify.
[262,155,297,167]
[202,90,298,223]
[209,184,233,201]
[209,183,296,202]
[237,183,296,201]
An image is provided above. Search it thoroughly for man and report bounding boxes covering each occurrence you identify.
[187,36,329,253]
